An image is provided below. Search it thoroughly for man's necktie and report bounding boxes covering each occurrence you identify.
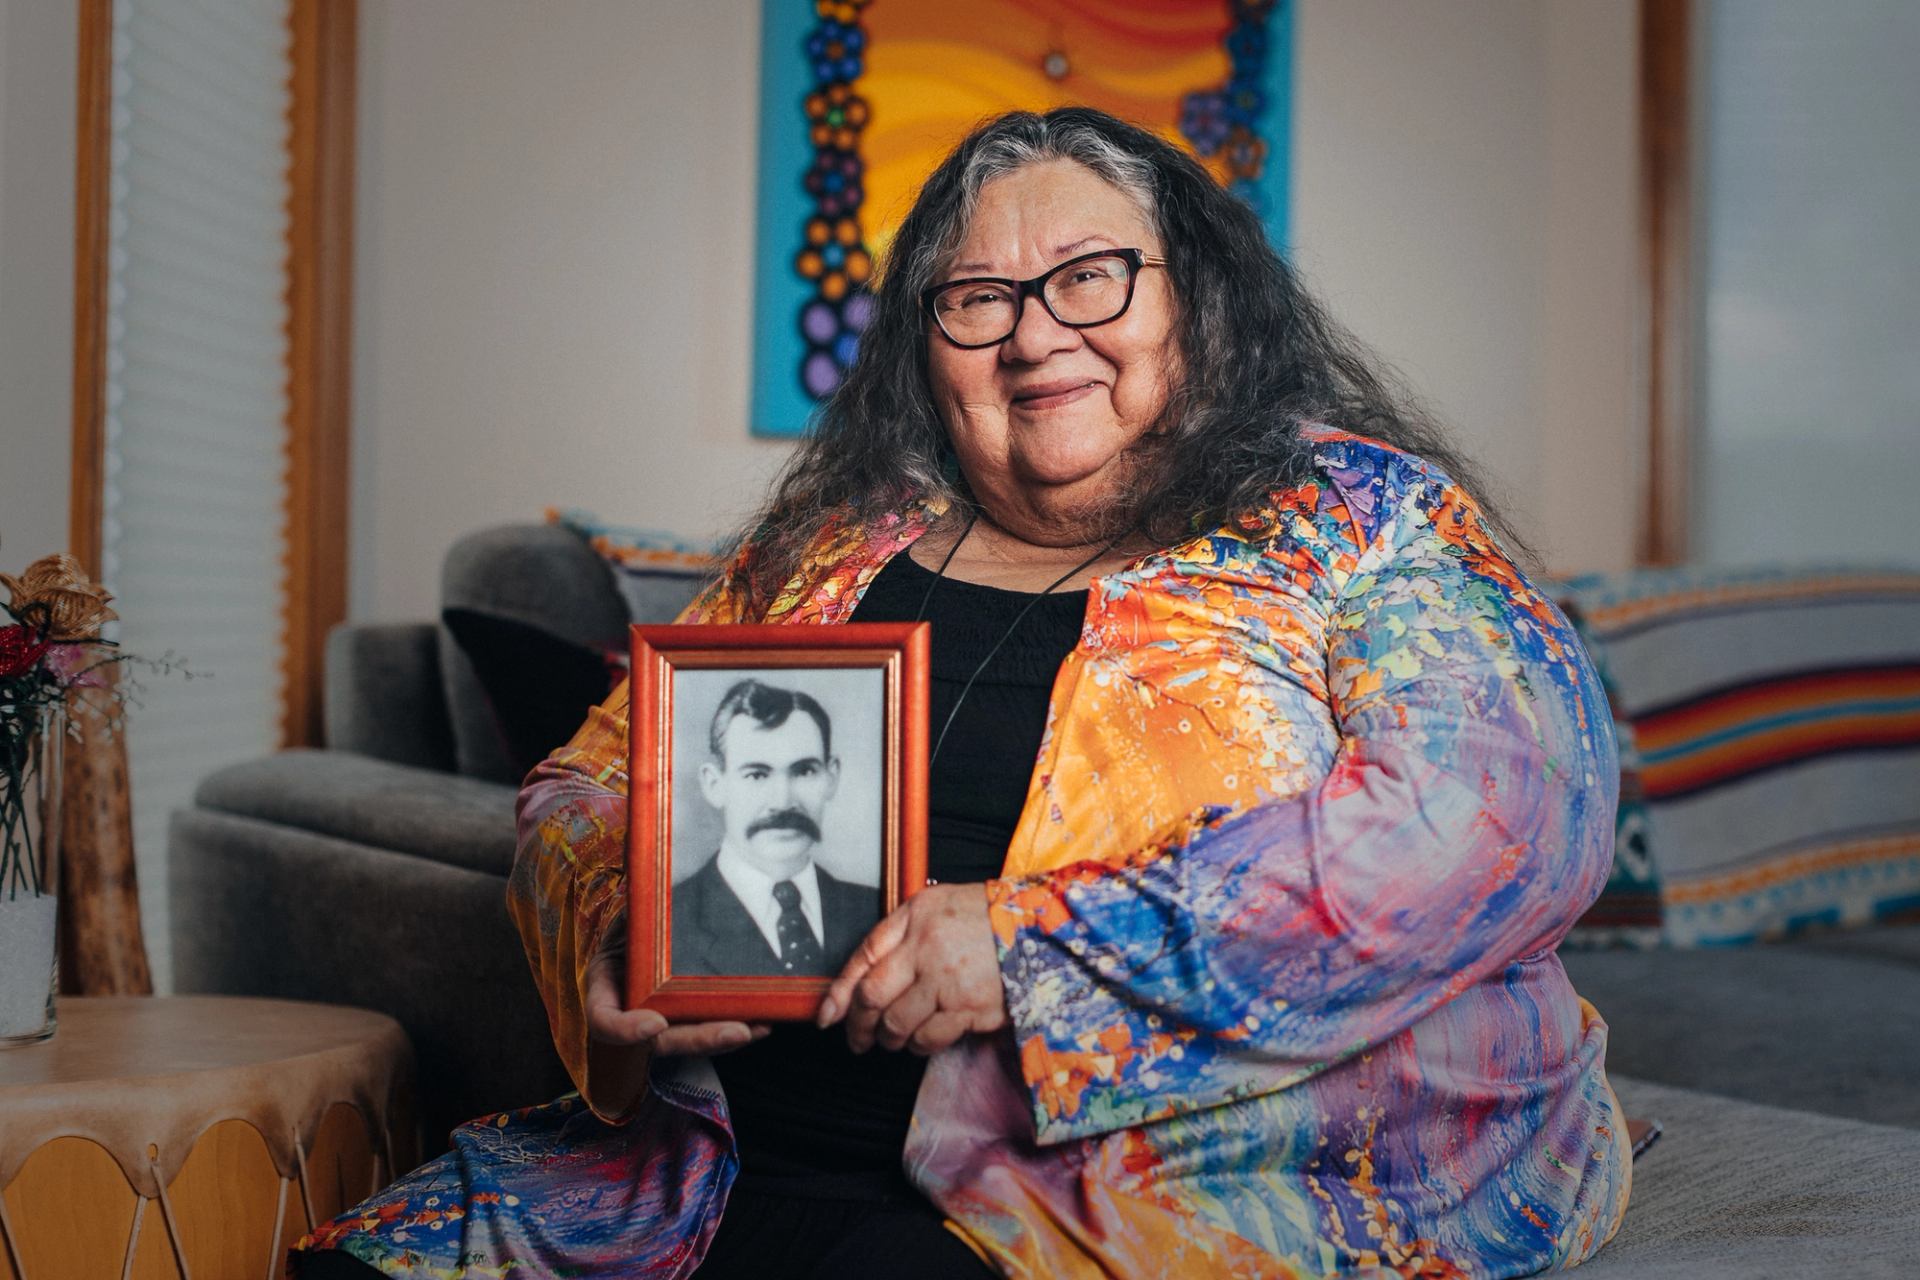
[771,879,824,972]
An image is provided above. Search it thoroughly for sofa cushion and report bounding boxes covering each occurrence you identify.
[441,608,622,783]
[545,507,719,627]
[1555,565,1920,946]
[322,621,456,772]
[168,807,571,1150]
[1794,921,1920,967]
[193,749,519,878]
[1561,938,1920,1127]
[438,523,633,784]
[1579,1076,1920,1277]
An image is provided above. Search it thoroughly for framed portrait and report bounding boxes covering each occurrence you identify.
[626,622,929,1021]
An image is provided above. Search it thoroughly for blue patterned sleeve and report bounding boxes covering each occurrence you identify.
[988,455,1620,1145]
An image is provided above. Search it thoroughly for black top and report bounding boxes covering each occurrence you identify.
[711,547,1087,1181]
[881,547,1091,885]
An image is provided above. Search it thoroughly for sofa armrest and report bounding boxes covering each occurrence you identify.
[323,621,457,772]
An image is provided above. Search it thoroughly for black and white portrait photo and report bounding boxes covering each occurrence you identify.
[668,667,884,978]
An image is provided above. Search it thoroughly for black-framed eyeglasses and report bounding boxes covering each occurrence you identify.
[920,247,1167,349]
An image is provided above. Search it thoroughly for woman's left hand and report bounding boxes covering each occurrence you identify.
[817,883,1008,1055]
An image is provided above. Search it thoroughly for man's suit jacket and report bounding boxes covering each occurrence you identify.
[670,856,878,976]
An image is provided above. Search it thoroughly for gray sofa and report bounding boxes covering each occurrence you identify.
[168,522,635,1147]
[169,523,1920,1274]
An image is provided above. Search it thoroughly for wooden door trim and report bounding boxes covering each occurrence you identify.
[283,0,359,747]
[1638,0,1693,566]
[70,0,356,746]
[69,0,111,580]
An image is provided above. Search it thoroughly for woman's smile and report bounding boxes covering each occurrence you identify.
[1010,378,1104,411]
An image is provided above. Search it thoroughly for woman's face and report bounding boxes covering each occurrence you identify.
[926,159,1177,546]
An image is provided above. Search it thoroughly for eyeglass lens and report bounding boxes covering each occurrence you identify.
[931,253,1135,346]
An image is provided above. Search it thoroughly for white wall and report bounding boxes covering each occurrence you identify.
[350,1,788,621]
[3,2,1642,611]
[0,0,76,566]
[1290,0,1639,571]
[1539,0,1640,573]
[356,0,1644,621]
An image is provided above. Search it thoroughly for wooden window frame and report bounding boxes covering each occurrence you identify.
[70,0,357,748]
[1638,0,1693,566]
[283,0,359,747]
[69,0,108,584]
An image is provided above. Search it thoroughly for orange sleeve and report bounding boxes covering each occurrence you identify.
[504,547,755,1120]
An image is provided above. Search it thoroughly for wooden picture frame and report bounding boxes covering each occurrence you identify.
[626,622,930,1021]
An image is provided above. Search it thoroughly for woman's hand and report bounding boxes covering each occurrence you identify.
[817,883,1007,1055]
[585,917,769,1057]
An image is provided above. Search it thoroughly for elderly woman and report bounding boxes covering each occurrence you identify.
[298,107,1629,1279]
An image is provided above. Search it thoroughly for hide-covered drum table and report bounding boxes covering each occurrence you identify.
[0,996,414,1280]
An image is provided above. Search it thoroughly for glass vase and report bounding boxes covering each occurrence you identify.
[0,704,64,1045]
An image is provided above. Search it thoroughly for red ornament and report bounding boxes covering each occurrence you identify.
[0,623,51,679]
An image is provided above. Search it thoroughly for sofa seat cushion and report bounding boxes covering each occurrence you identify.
[1579,1076,1920,1277]
[1795,921,1920,967]
[193,749,520,878]
[168,808,571,1148]
[1562,939,1920,1128]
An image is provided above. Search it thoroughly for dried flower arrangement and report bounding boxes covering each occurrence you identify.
[0,551,193,900]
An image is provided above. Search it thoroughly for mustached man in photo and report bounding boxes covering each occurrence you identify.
[672,678,879,976]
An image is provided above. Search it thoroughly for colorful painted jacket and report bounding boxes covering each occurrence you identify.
[296,429,1630,1278]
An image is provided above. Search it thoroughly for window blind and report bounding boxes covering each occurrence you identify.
[1695,0,1920,563]
[101,0,294,990]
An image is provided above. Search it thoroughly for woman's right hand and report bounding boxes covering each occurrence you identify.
[585,918,770,1057]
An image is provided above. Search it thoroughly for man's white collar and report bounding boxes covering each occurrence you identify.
[714,845,824,955]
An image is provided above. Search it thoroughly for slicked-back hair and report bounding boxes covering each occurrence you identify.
[730,107,1523,609]
[708,678,833,763]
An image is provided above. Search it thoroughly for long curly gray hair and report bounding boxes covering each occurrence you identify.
[730,106,1520,607]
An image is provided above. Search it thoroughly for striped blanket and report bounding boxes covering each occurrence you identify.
[1558,566,1920,946]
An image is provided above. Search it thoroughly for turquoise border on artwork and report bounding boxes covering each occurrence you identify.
[1254,0,1293,254]
[749,0,1295,438]
[751,0,818,439]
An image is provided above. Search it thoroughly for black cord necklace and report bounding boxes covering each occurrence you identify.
[913,511,1121,769]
